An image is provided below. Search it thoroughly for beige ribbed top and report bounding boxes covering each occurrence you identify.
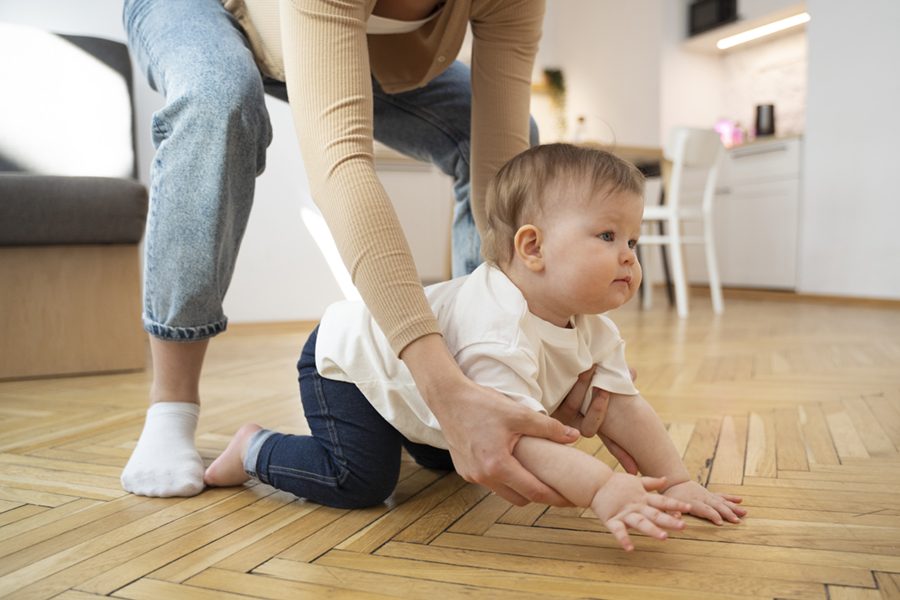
[225,0,545,354]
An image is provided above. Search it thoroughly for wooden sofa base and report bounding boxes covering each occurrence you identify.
[0,245,146,379]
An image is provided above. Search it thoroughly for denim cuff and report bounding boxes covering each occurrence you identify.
[244,428,276,482]
[143,316,228,341]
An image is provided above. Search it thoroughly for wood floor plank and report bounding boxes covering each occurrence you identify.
[76,488,290,595]
[213,504,342,572]
[391,537,823,599]
[311,549,746,600]
[277,506,389,563]
[709,415,748,485]
[874,571,900,599]
[745,411,777,477]
[0,498,99,543]
[798,404,841,465]
[0,504,45,528]
[843,397,897,456]
[0,499,25,514]
[681,417,722,485]
[337,472,467,554]
[535,512,900,556]
[445,492,513,536]
[393,481,489,543]
[184,567,397,599]
[483,522,876,586]
[666,421,695,460]
[0,488,254,598]
[265,554,550,599]
[115,577,271,600]
[776,407,810,471]
[863,394,900,449]
[827,585,884,600]
[823,400,871,459]
[151,494,319,583]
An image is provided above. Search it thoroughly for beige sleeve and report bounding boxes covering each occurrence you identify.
[469,0,545,236]
[278,0,438,355]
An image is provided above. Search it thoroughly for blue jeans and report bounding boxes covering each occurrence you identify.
[245,327,454,508]
[123,0,539,341]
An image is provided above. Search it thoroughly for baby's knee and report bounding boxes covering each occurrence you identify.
[330,469,399,509]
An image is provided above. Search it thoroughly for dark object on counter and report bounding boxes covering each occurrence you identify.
[688,0,738,36]
[755,104,776,137]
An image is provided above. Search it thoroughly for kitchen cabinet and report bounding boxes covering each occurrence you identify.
[683,136,802,290]
[683,1,807,53]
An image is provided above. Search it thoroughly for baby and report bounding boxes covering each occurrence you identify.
[206,143,744,550]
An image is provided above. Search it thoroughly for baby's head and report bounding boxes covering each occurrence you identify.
[483,143,645,266]
[483,143,646,323]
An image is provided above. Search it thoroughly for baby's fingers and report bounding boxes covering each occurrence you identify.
[639,504,686,531]
[623,511,670,541]
[711,498,743,523]
[690,500,727,525]
[606,518,635,552]
[648,493,692,514]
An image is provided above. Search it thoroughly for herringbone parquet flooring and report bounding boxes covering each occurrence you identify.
[2,290,900,599]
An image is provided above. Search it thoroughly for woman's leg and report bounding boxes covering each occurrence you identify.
[121,0,273,497]
[372,61,539,277]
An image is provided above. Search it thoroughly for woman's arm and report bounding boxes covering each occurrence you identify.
[279,0,577,505]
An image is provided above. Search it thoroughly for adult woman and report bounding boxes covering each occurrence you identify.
[121,0,605,504]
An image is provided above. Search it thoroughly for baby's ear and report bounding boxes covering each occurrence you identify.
[513,224,544,272]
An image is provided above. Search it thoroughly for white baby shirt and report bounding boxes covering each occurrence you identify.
[315,263,639,449]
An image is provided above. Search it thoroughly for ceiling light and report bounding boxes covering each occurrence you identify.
[716,12,810,50]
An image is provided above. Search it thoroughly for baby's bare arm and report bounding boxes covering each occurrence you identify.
[513,435,613,506]
[598,394,747,524]
[513,436,689,550]
[598,394,690,485]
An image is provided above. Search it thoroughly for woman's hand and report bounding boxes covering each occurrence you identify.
[402,334,580,506]
[551,367,639,474]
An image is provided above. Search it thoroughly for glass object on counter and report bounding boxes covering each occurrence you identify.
[714,118,745,147]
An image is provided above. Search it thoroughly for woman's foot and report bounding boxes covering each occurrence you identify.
[204,423,262,487]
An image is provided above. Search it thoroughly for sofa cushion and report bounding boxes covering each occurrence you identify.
[0,174,148,245]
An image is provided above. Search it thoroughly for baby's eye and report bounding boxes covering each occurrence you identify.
[598,231,614,241]
[628,239,638,249]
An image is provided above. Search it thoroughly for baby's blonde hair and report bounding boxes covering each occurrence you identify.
[482,143,645,266]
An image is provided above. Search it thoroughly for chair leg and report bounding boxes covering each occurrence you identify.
[657,219,675,307]
[667,219,689,318]
[703,215,724,314]
[641,245,653,310]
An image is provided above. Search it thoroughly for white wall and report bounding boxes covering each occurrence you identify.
[799,0,900,299]
[660,0,725,141]
[536,1,663,146]
[0,0,346,322]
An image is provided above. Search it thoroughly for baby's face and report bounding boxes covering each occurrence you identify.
[535,188,643,320]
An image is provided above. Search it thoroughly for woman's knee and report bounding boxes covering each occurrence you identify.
[157,53,272,156]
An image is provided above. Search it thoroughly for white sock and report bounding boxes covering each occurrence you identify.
[121,402,204,497]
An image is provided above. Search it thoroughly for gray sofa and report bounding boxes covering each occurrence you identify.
[0,26,149,379]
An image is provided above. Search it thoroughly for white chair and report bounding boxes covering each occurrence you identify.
[639,127,724,318]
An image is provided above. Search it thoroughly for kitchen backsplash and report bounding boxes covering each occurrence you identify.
[721,31,807,138]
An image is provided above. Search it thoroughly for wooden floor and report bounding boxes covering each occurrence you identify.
[2,290,900,599]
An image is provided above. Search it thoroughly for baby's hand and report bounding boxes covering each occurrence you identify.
[663,480,746,525]
[591,474,691,551]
